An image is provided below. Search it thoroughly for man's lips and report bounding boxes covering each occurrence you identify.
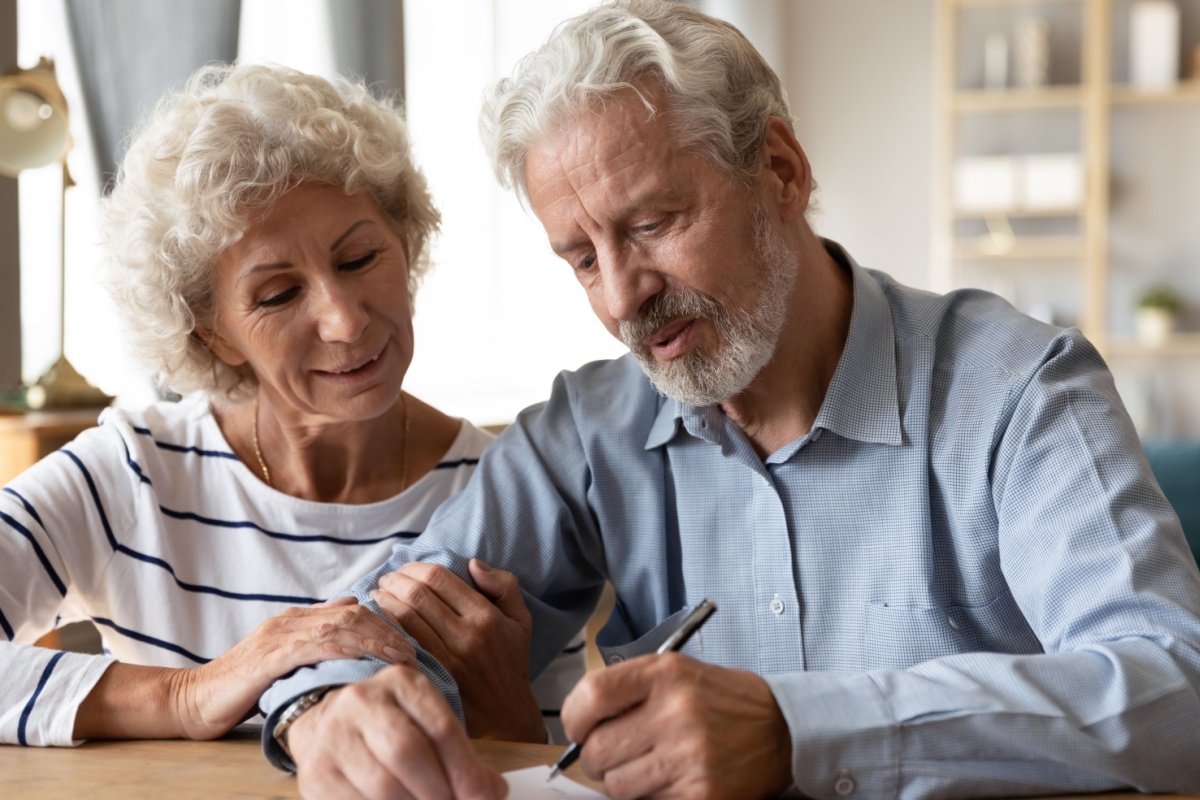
[644,317,698,361]
[643,317,696,349]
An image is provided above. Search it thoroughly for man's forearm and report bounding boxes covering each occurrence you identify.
[767,641,1200,799]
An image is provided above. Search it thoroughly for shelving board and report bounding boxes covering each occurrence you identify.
[953,236,1086,260]
[954,86,1085,111]
[1106,333,1200,358]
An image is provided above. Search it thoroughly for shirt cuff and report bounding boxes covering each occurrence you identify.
[260,659,386,772]
[764,670,899,800]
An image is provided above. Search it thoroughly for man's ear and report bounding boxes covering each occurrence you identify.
[196,327,248,368]
[759,116,812,222]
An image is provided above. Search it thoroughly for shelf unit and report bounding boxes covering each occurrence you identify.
[934,0,1200,358]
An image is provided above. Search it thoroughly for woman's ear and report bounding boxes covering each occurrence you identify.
[197,327,248,368]
[760,117,813,222]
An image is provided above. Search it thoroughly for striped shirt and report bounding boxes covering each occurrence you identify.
[0,398,585,747]
[264,244,1200,795]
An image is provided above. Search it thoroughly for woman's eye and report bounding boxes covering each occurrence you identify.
[259,287,299,308]
[340,251,377,271]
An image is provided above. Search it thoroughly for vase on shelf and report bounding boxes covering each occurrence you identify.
[1130,0,1180,91]
[1135,307,1176,348]
[1015,17,1050,89]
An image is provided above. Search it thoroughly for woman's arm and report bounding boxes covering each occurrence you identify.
[73,598,415,740]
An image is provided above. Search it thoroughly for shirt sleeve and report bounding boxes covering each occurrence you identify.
[0,424,133,746]
[766,332,1200,799]
[260,374,608,770]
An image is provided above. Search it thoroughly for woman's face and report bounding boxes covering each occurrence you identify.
[209,183,413,423]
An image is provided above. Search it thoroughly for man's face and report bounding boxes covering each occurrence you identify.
[524,87,798,406]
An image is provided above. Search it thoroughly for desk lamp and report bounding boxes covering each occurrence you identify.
[0,57,111,409]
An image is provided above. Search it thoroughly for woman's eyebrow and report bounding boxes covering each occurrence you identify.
[329,219,374,251]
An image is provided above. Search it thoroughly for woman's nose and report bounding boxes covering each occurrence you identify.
[314,284,369,343]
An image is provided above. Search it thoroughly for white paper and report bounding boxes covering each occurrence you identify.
[503,765,607,799]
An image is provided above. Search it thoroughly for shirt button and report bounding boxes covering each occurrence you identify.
[769,595,785,615]
[834,770,856,796]
[947,614,960,630]
[608,654,625,665]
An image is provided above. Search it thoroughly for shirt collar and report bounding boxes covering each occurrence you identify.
[810,240,903,447]
[643,239,902,451]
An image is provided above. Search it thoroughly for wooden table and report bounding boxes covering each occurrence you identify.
[1,728,1196,799]
[0,407,103,485]
[0,727,600,798]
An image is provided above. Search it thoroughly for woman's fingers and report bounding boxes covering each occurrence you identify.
[270,603,415,666]
[468,559,532,631]
[370,585,453,666]
[172,601,417,739]
[310,595,357,609]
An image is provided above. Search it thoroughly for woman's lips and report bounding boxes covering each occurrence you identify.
[316,343,388,382]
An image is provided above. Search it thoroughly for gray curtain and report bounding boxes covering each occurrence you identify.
[0,0,20,390]
[65,0,241,191]
[328,0,405,101]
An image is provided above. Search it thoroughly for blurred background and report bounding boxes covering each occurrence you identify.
[1,0,1198,439]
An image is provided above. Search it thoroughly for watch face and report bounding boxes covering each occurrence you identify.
[273,688,330,756]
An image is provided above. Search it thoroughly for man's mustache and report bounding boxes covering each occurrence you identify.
[620,287,723,349]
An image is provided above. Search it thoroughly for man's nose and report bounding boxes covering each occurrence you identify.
[314,282,369,343]
[601,248,665,322]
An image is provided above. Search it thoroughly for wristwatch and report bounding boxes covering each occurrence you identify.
[272,687,333,761]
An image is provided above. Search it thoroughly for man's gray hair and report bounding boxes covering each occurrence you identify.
[481,0,795,205]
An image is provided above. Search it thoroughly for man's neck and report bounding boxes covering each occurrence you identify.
[720,236,853,459]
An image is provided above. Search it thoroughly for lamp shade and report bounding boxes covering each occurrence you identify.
[0,57,71,178]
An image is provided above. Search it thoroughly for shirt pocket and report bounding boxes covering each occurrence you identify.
[595,603,699,667]
[862,592,1027,670]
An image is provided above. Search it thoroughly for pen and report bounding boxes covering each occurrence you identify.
[547,597,717,782]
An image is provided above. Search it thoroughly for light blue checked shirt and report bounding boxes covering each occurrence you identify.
[263,244,1200,798]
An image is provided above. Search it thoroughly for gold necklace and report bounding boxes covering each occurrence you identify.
[252,394,271,486]
[251,393,410,492]
[399,392,410,492]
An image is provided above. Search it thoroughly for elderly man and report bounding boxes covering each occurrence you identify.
[260,1,1200,798]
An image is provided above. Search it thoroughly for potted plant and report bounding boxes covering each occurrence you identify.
[1135,285,1182,348]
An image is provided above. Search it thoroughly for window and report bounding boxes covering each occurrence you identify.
[15,0,627,423]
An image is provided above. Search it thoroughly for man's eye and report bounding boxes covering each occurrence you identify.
[259,287,299,308]
[340,251,377,271]
[575,254,597,271]
[636,221,661,234]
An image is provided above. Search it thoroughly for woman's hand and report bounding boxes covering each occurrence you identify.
[168,597,414,739]
[371,559,546,742]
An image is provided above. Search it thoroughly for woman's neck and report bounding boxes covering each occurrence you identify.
[220,391,460,504]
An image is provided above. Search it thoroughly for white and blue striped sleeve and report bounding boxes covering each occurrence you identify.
[0,425,131,746]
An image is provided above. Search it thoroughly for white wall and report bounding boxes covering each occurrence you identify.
[779,0,936,290]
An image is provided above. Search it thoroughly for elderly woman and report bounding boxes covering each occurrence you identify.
[0,64,582,747]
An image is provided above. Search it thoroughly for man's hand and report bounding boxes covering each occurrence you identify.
[371,559,546,742]
[286,665,508,800]
[562,653,793,800]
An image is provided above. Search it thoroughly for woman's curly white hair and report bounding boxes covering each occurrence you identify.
[100,63,439,399]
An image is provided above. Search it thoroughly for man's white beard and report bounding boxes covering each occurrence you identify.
[620,209,798,407]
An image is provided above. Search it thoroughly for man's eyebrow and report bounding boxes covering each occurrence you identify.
[549,189,685,257]
[237,220,376,283]
[551,235,591,258]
